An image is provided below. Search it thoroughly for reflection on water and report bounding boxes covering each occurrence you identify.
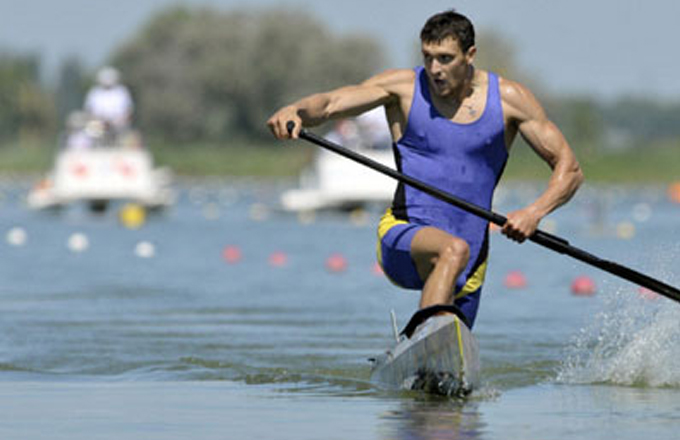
[379,397,486,440]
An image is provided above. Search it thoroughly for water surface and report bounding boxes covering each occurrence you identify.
[2,179,680,439]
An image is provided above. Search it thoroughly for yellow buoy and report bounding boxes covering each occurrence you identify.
[616,221,636,240]
[119,203,146,229]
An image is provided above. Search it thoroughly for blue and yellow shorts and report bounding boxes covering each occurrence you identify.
[376,209,489,327]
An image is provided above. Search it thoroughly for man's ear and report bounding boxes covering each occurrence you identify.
[465,45,477,64]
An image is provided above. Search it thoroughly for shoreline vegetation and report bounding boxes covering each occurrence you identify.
[0,138,678,183]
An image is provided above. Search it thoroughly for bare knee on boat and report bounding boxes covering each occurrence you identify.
[431,237,470,268]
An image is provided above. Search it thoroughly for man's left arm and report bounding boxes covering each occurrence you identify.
[501,80,584,243]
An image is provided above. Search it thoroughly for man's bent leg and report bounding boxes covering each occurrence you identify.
[410,227,470,309]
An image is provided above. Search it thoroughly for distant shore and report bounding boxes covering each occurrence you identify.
[1,139,679,183]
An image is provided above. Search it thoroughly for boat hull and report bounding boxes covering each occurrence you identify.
[370,314,480,397]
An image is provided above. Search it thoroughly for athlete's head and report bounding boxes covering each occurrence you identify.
[420,10,477,98]
[421,10,475,51]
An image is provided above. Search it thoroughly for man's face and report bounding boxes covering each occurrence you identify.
[421,37,476,98]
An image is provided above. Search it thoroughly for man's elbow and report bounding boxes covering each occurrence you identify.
[570,160,585,190]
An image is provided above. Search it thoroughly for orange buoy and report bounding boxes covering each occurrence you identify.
[222,245,242,264]
[668,182,680,204]
[325,253,348,273]
[571,275,596,296]
[503,270,527,289]
[268,251,288,267]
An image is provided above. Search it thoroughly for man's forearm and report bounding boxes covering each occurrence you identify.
[530,158,584,218]
[287,93,334,127]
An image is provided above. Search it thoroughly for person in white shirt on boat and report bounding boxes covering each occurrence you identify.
[84,66,134,132]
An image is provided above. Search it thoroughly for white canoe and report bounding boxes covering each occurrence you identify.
[370,305,480,397]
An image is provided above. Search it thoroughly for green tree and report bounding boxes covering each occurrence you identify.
[550,97,604,156]
[0,53,55,142]
[111,6,386,143]
[55,56,88,125]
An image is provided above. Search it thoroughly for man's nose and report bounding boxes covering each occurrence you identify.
[429,61,442,75]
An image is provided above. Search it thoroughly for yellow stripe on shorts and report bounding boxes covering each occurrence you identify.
[376,208,488,300]
[376,208,408,266]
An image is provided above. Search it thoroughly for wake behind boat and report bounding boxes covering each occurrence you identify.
[370,305,480,397]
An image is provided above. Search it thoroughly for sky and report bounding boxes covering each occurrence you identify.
[1,0,679,101]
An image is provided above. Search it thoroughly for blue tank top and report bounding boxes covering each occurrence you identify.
[392,66,508,278]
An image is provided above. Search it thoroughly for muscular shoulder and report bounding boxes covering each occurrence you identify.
[498,77,547,123]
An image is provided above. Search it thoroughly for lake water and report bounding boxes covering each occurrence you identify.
[2,178,680,439]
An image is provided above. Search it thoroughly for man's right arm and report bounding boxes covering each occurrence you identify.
[267,69,413,140]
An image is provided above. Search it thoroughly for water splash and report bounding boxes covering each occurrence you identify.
[557,286,680,387]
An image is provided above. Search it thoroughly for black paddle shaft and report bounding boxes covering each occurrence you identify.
[287,121,680,303]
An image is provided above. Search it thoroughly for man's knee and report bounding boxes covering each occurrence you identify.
[437,237,470,266]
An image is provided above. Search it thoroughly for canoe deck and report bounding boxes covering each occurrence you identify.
[370,312,480,397]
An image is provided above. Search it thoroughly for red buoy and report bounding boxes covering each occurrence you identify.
[571,275,596,296]
[504,270,527,289]
[325,253,348,273]
[268,251,288,267]
[222,245,242,264]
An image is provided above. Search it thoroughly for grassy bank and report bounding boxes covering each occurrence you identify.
[0,139,316,178]
[503,140,680,183]
[1,138,679,183]
[0,140,55,175]
[148,141,315,177]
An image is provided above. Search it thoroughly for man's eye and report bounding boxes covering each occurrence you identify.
[439,56,453,63]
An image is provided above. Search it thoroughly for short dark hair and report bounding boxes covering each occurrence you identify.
[420,10,475,52]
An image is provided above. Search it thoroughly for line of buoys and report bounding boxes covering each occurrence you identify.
[6,226,159,258]
[217,247,386,275]
[501,270,601,297]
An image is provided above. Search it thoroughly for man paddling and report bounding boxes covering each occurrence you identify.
[267,10,583,328]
